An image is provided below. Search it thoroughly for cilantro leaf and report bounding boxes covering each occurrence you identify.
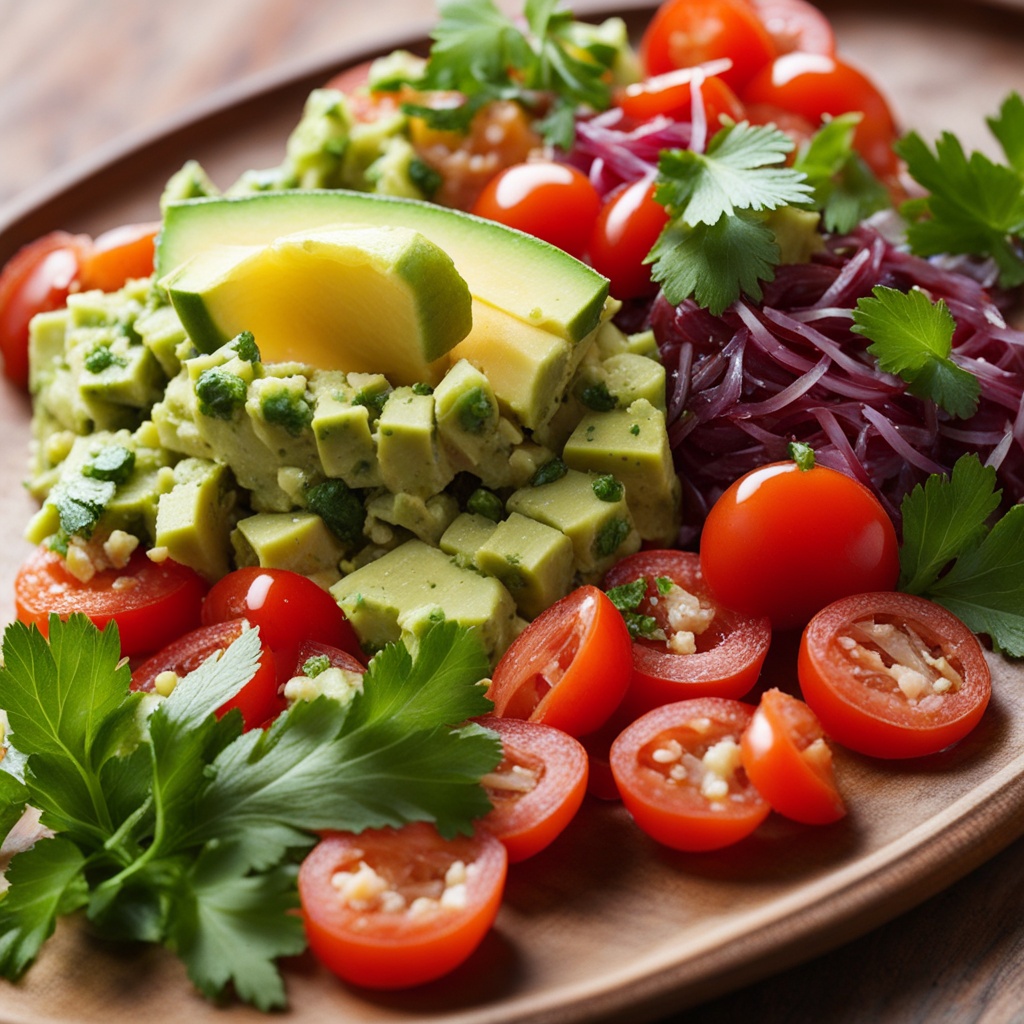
[851,285,980,419]
[0,768,29,845]
[987,91,1024,173]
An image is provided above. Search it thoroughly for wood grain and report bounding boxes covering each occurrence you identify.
[3,2,1024,1023]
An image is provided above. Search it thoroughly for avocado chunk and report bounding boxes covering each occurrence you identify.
[439,512,499,568]
[330,539,519,662]
[375,386,453,498]
[507,467,640,581]
[232,511,345,587]
[310,374,384,489]
[163,224,473,386]
[562,398,681,545]
[364,490,459,547]
[157,190,609,345]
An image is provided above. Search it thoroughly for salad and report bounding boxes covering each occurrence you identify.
[1,0,1023,1012]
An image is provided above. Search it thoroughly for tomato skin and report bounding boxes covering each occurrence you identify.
[639,0,777,94]
[610,697,770,851]
[201,567,363,679]
[131,619,283,729]
[475,716,589,862]
[299,823,507,989]
[798,592,991,760]
[588,177,669,300]
[0,232,91,390]
[740,687,845,824]
[78,222,159,293]
[749,0,836,56]
[699,458,900,631]
[291,638,367,678]
[14,545,207,658]
[486,585,632,738]
[741,52,899,177]
[614,68,745,128]
[471,161,601,259]
[603,550,772,718]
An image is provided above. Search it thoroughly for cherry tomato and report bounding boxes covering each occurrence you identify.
[291,638,367,678]
[639,0,777,94]
[741,52,900,177]
[699,451,900,631]
[603,550,772,719]
[471,161,601,259]
[749,0,836,56]
[740,687,846,824]
[486,585,632,738]
[0,231,91,389]
[78,222,159,293]
[615,67,745,127]
[201,567,363,680]
[798,592,991,760]
[610,697,770,851]
[14,545,207,658]
[130,619,283,729]
[299,822,507,989]
[475,716,589,862]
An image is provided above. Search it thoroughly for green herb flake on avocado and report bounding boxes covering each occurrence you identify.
[592,474,624,502]
[195,367,248,419]
[260,390,314,437]
[82,445,136,485]
[305,478,367,548]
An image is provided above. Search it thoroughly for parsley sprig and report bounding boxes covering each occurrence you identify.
[0,615,499,1008]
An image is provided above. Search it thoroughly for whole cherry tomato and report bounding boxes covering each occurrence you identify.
[749,0,836,56]
[78,221,159,292]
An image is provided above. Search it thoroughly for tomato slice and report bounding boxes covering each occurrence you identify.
[130,618,283,729]
[740,687,846,824]
[14,545,207,658]
[603,550,772,719]
[299,823,507,989]
[614,66,745,128]
[486,585,632,738]
[78,221,159,293]
[610,697,770,851]
[798,592,992,759]
[474,716,589,862]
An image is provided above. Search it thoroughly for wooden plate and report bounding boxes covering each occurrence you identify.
[2,2,1024,1022]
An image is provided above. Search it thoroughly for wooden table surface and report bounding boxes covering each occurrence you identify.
[3,1,1024,1022]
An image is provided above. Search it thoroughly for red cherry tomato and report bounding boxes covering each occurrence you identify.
[740,687,846,824]
[486,585,632,738]
[749,0,836,56]
[639,0,777,94]
[798,592,992,759]
[78,222,159,293]
[615,67,745,127]
[14,545,207,658]
[201,567,363,680]
[471,161,601,259]
[741,52,900,177]
[0,231,91,389]
[589,178,669,300]
[299,822,507,989]
[603,550,772,719]
[291,638,367,679]
[610,697,770,851]
[130,619,283,729]
[474,716,589,862]
[699,453,900,631]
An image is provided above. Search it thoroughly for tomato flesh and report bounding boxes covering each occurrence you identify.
[299,823,507,989]
[798,592,991,759]
[78,221,159,293]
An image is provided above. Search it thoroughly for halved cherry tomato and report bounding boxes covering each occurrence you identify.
[77,221,159,293]
[474,715,589,862]
[486,585,632,738]
[471,161,601,259]
[749,0,836,56]
[603,550,772,719]
[291,638,367,679]
[798,592,992,760]
[740,687,846,824]
[699,452,900,631]
[614,66,745,128]
[741,52,900,177]
[130,618,283,729]
[201,567,364,681]
[639,0,777,93]
[14,545,207,658]
[610,697,770,851]
[0,231,91,389]
[299,822,507,989]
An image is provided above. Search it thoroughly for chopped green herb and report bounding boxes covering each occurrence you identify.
[231,330,261,364]
[195,368,247,420]
[305,478,366,548]
[466,487,504,522]
[594,516,630,557]
[655,576,674,596]
[409,157,444,199]
[454,385,493,434]
[411,381,434,396]
[83,345,126,374]
[82,445,136,485]
[605,578,660,639]
[580,381,617,411]
[531,457,567,486]
[592,473,624,502]
[301,654,332,679]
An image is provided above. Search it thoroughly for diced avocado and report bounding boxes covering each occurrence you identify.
[375,386,453,498]
[562,398,681,545]
[595,320,659,360]
[475,512,575,620]
[439,512,499,568]
[157,190,609,345]
[134,302,188,378]
[163,224,473,386]
[576,352,667,413]
[247,374,320,475]
[365,491,459,546]
[311,382,383,489]
[330,538,519,662]
[232,511,345,587]
[433,358,505,469]
[154,457,237,580]
[507,467,640,581]
[282,89,354,190]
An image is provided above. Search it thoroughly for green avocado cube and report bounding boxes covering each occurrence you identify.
[364,491,459,546]
[134,302,189,377]
[375,387,453,498]
[232,511,345,587]
[311,382,382,489]
[248,374,320,474]
[438,512,499,568]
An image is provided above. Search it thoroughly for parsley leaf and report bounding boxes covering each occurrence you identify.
[899,454,1024,656]
[851,285,980,419]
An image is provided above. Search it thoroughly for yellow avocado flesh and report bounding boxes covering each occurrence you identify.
[163,225,473,386]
